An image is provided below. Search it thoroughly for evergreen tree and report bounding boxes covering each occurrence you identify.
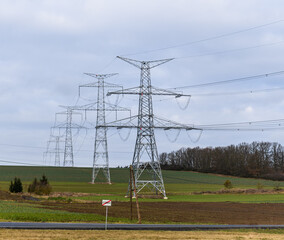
[9,177,23,193]
[40,175,48,185]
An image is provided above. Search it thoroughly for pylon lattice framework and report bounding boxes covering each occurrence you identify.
[79,73,130,184]
[54,136,61,166]
[53,107,83,167]
[44,134,64,166]
[105,56,195,198]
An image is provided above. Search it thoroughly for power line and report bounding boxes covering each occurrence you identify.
[170,70,284,89]
[151,86,284,100]
[98,57,118,73]
[121,19,284,56]
[201,127,284,131]
[0,143,45,150]
[0,142,132,154]
[195,118,284,131]
[0,158,43,166]
[191,86,284,97]
[176,40,284,60]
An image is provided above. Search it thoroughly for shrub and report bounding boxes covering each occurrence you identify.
[274,183,282,191]
[224,180,233,189]
[257,182,264,190]
[9,177,23,193]
[28,175,52,195]
[28,178,37,194]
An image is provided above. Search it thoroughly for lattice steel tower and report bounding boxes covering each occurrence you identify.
[53,107,83,167]
[63,107,74,166]
[54,136,61,166]
[80,73,119,184]
[106,57,192,198]
[130,59,168,198]
[44,133,64,166]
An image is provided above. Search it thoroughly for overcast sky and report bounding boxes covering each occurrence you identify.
[1,0,284,168]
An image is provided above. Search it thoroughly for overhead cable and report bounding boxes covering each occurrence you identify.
[176,40,284,59]
[121,19,284,56]
[195,118,284,131]
[191,86,284,97]
[170,70,284,89]
[0,158,43,166]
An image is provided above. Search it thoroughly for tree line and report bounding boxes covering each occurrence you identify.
[159,142,284,180]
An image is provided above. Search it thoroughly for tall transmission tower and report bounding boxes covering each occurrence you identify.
[63,107,73,166]
[79,73,129,184]
[63,100,130,183]
[105,56,195,198]
[54,136,61,166]
[43,131,64,166]
[54,107,83,167]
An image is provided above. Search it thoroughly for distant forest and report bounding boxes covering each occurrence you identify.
[159,142,284,181]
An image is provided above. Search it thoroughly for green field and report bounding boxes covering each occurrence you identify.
[0,165,283,185]
[0,200,133,223]
[0,166,284,223]
[0,166,283,195]
[0,165,284,203]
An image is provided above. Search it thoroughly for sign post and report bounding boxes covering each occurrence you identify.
[102,200,111,230]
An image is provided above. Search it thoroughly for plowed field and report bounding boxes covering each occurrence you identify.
[38,201,284,225]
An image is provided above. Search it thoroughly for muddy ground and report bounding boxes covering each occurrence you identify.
[2,190,284,225]
[38,201,284,225]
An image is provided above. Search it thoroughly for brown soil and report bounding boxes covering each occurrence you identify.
[36,201,284,225]
[2,190,284,225]
[0,190,23,201]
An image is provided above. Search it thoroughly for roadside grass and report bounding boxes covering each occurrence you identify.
[1,229,284,240]
[0,201,129,223]
[225,229,284,234]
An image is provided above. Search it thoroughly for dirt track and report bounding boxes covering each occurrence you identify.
[38,201,284,225]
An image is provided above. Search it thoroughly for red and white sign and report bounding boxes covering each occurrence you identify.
[102,200,112,207]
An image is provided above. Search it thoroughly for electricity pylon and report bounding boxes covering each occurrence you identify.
[44,134,64,166]
[54,136,61,166]
[63,107,73,166]
[54,107,83,167]
[79,73,129,184]
[63,100,130,183]
[105,56,195,198]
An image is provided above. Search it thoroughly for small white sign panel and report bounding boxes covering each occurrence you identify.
[102,200,112,207]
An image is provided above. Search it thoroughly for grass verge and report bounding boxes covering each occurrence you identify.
[1,229,284,240]
[0,201,128,223]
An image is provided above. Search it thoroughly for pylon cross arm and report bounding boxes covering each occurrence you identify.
[107,86,190,97]
[84,73,118,79]
[117,56,174,69]
[98,115,200,131]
